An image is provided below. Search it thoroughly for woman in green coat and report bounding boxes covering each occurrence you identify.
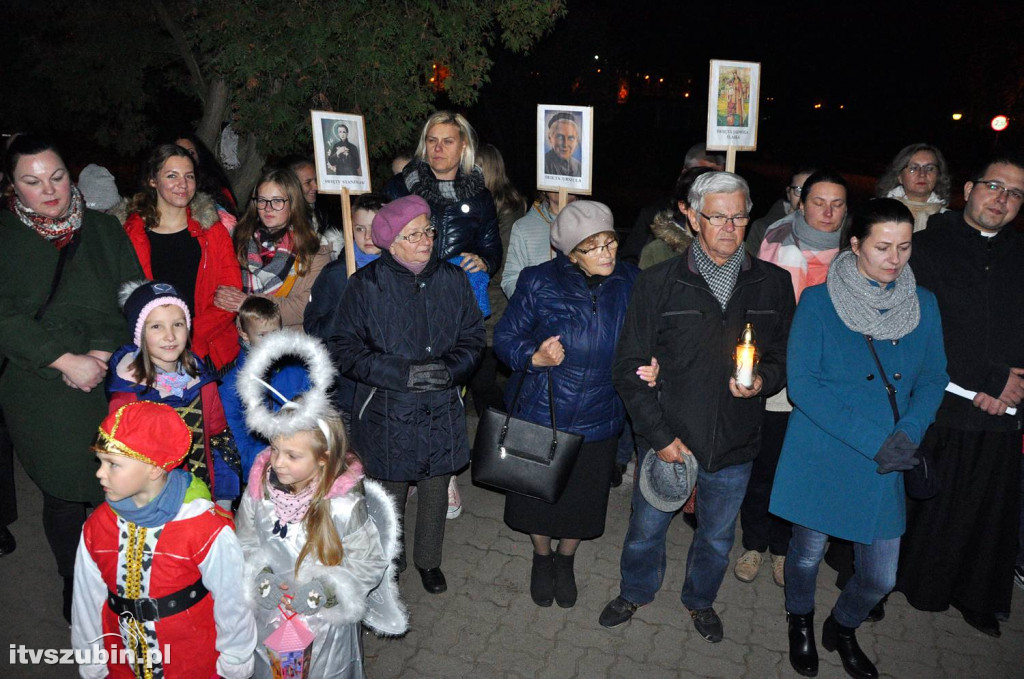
[0,135,143,621]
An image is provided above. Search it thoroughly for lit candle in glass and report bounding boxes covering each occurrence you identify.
[734,322,758,388]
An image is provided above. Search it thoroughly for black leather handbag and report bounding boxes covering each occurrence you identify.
[472,372,583,503]
[864,336,940,500]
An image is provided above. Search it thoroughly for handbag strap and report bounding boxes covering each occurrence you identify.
[0,234,80,380]
[503,370,560,456]
[863,335,899,425]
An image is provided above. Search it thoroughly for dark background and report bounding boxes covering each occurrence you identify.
[463,0,1021,228]
[5,1,1021,231]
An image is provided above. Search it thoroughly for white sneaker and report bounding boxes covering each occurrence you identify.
[733,549,763,583]
[446,476,462,519]
[770,553,785,587]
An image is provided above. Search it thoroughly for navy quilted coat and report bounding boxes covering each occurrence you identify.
[330,251,485,481]
[385,172,502,275]
[494,255,639,442]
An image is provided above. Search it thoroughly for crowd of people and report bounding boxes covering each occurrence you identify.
[0,114,1021,679]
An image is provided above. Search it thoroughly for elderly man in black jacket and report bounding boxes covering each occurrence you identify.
[896,155,1024,638]
[599,172,795,642]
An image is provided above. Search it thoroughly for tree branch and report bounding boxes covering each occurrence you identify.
[149,0,207,102]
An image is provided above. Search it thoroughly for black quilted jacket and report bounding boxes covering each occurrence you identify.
[329,251,485,481]
[385,170,502,275]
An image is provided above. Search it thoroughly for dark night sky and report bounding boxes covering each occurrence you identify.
[466,0,1022,223]
[4,1,1019,226]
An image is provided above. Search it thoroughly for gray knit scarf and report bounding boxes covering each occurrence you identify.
[692,240,744,310]
[826,249,920,340]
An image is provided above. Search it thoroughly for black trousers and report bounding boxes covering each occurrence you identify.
[739,410,792,556]
[0,409,16,527]
[42,492,88,579]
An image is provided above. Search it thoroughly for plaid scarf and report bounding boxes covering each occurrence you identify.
[8,184,85,249]
[242,227,296,294]
[402,158,486,205]
[692,240,744,310]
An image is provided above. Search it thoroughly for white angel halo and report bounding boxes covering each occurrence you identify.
[237,330,337,442]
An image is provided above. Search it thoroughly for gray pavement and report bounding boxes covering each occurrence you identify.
[361,456,1023,678]
[2,281,1022,677]
[5,452,1020,678]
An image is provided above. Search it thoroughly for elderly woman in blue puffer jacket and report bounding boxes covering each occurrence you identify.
[495,201,657,609]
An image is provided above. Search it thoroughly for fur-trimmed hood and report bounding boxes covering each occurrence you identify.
[246,450,365,500]
[321,228,344,260]
[112,191,222,229]
[649,209,693,254]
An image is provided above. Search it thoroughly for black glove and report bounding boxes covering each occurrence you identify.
[407,360,452,392]
[873,431,920,474]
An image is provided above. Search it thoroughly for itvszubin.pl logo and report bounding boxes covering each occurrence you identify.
[9,613,171,667]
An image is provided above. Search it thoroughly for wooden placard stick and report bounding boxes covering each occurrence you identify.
[341,188,356,278]
[725,146,737,174]
[558,187,568,212]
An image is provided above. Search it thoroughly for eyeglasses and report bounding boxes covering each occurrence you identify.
[905,164,938,175]
[699,212,750,227]
[973,179,1024,202]
[254,197,290,211]
[396,227,437,243]
[574,239,619,256]
[787,185,803,196]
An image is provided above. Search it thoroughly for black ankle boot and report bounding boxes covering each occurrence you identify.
[864,594,888,622]
[787,611,818,677]
[552,553,577,608]
[530,553,554,607]
[821,614,878,679]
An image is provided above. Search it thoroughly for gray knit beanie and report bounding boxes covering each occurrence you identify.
[549,200,614,256]
[78,164,121,211]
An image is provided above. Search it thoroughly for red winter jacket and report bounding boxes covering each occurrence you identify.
[123,198,241,369]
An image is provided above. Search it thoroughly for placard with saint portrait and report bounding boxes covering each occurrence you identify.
[310,110,371,194]
[705,60,761,152]
[536,105,593,194]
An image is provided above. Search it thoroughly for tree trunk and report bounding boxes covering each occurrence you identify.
[196,79,228,149]
[227,133,265,211]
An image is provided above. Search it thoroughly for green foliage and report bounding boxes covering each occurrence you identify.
[183,0,565,158]
[1,0,564,162]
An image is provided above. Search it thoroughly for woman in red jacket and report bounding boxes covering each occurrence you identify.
[121,144,242,368]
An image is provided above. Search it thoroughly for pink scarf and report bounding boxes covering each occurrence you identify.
[268,470,319,524]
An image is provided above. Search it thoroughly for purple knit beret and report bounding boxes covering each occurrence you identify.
[371,195,431,249]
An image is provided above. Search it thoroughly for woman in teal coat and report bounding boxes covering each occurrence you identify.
[770,199,947,679]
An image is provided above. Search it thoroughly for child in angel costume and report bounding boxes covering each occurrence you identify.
[71,400,256,679]
[234,330,407,678]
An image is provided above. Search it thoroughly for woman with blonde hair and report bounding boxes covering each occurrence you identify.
[215,167,331,329]
[386,110,501,277]
[875,143,951,232]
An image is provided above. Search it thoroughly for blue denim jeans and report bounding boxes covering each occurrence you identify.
[619,447,752,610]
[785,524,899,628]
